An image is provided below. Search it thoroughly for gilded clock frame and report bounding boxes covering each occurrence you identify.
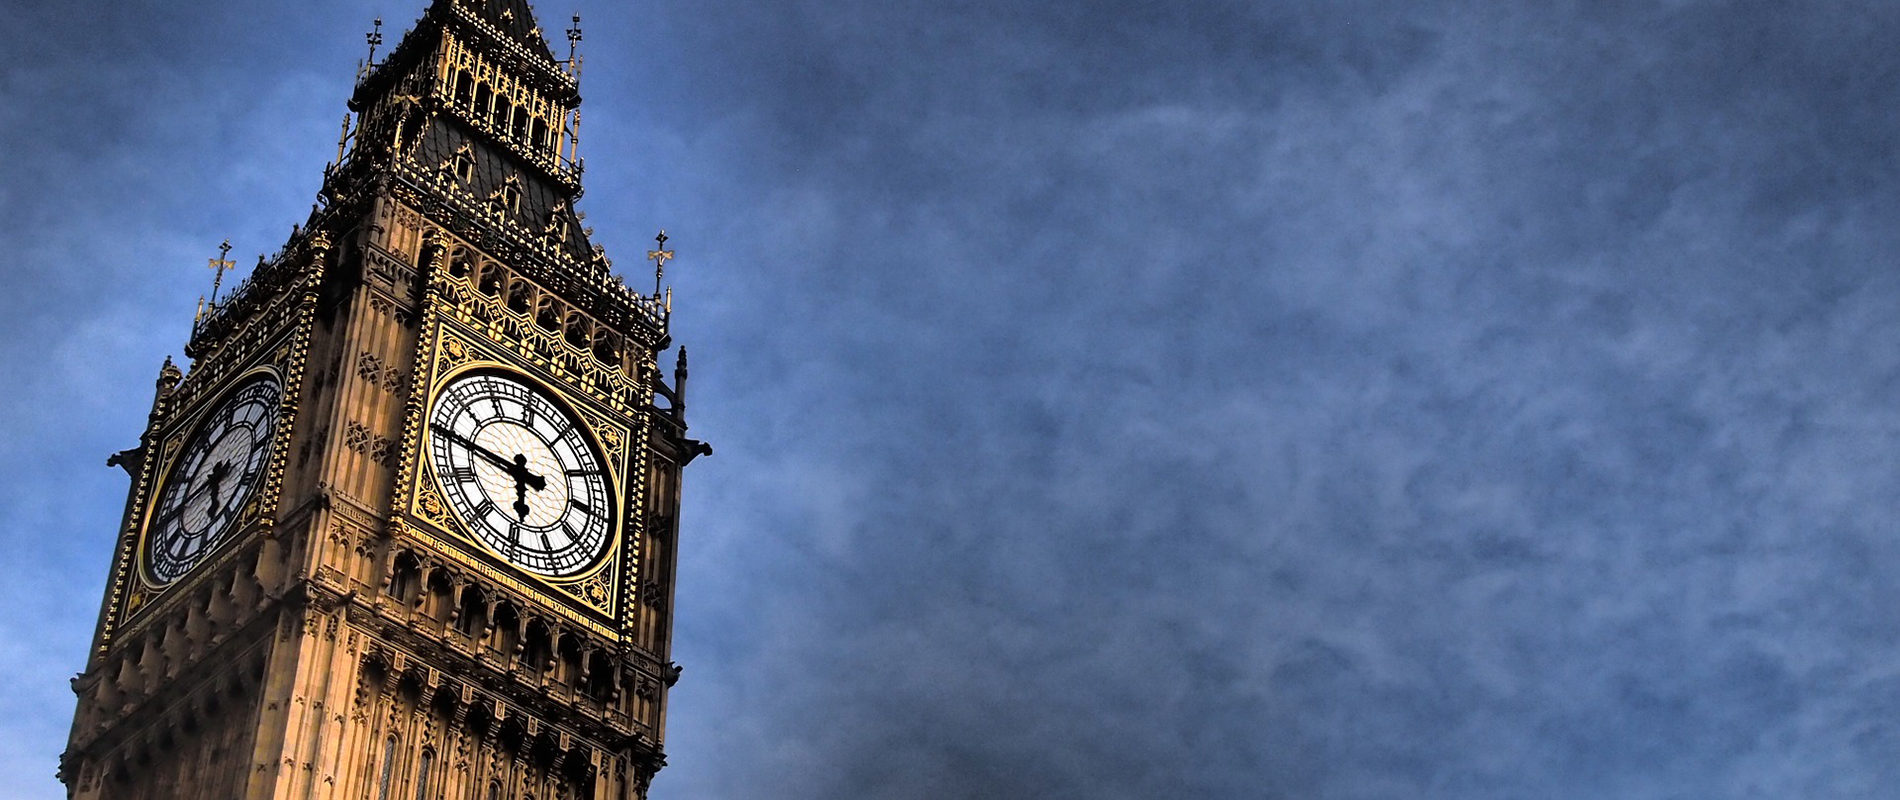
[114,321,311,633]
[134,365,290,589]
[397,321,641,633]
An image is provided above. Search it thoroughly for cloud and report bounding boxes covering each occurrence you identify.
[7,2,1900,799]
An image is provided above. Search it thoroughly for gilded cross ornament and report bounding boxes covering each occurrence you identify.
[648,231,674,298]
[198,239,236,322]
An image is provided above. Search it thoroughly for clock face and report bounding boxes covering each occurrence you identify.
[427,372,614,578]
[145,375,284,585]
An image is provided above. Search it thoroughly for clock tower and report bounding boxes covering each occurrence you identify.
[60,2,708,799]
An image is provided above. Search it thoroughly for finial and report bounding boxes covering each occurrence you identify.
[335,113,353,163]
[366,18,384,65]
[568,109,584,169]
[648,230,675,298]
[673,346,690,418]
[206,239,236,306]
[158,356,183,389]
[567,14,584,69]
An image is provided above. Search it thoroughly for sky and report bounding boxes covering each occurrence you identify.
[3,0,1900,798]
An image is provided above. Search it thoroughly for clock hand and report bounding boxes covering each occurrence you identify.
[509,454,549,520]
[431,423,548,510]
[204,461,232,517]
[156,461,232,524]
[431,423,524,473]
[512,453,547,492]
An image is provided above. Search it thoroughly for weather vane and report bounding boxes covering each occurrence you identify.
[566,14,581,78]
[648,230,675,298]
[367,18,384,63]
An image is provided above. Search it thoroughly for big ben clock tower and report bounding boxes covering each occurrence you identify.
[60,1,708,798]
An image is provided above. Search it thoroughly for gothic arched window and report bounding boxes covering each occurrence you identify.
[414,749,435,800]
[376,736,398,800]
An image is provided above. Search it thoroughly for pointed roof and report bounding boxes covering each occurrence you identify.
[467,0,558,62]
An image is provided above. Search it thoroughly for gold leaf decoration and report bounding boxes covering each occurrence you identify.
[418,481,447,522]
[437,336,472,376]
[558,567,615,614]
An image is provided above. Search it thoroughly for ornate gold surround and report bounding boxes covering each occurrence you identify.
[391,253,653,636]
[114,323,311,638]
[133,364,291,589]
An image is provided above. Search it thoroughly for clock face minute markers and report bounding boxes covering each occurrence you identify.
[427,372,614,578]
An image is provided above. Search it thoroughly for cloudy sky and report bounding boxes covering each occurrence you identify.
[5,0,1900,797]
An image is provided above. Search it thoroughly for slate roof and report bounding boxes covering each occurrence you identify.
[469,0,559,63]
[413,115,594,265]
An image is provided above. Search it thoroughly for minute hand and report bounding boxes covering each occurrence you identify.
[431,424,547,490]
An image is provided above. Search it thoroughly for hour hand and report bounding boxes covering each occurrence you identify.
[204,461,233,516]
[512,453,546,492]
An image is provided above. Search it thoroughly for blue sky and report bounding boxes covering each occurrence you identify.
[5,1,1900,797]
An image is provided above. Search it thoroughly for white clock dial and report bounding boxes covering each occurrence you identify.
[427,372,614,577]
[145,375,283,585]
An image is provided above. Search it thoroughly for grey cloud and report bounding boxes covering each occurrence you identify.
[6,2,1900,799]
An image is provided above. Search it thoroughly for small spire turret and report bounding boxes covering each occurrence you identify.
[335,113,353,164]
[156,356,182,395]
